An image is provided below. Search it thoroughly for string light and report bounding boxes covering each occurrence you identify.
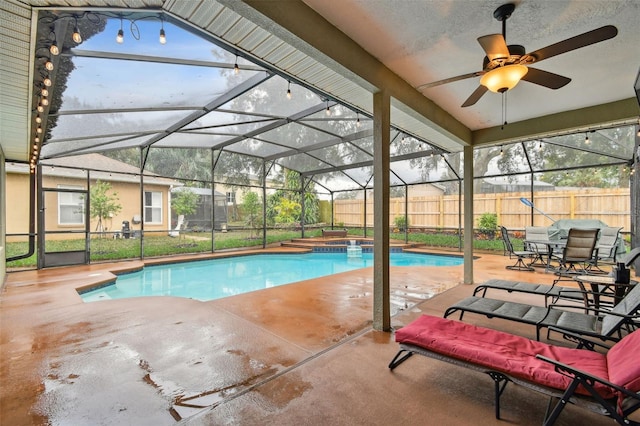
[72,18,82,43]
[159,19,166,44]
[500,146,504,156]
[234,55,239,74]
[35,116,42,124]
[585,132,590,144]
[41,98,48,106]
[45,60,54,71]
[116,19,124,44]
[538,141,542,151]
[43,77,52,87]
[286,81,291,99]
[49,30,59,55]
[356,112,361,127]
[37,105,44,113]
[41,88,49,97]
[325,100,331,116]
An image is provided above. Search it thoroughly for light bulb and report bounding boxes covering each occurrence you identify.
[73,27,82,43]
[356,116,361,127]
[36,126,42,134]
[45,60,54,71]
[37,105,44,113]
[116,29,124,44]
[159,28,166,44]
[35,116,42,124]
[234,62,239,74]
[49,42,59,56]
[41,98,49,106]
[43,77,52,87]
[286,88,291,99]
[41,88,48,97]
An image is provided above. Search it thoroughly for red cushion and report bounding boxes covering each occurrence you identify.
[607,329,640,391]
[395,315,613,398]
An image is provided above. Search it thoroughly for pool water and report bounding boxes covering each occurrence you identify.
[80,252,463,302]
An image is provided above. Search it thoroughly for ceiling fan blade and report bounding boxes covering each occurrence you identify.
[417,71,484,90]
[461,85,488,107]
[528,25,618,63]
[521,67,571,89]
[477,34,509,61]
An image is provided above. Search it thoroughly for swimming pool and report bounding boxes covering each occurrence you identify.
[80,252,463,302]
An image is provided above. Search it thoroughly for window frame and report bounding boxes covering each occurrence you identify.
[144,190,163,224]
[57,185,85,226]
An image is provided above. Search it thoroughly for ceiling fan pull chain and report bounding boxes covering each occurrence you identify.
[501,92,508,129]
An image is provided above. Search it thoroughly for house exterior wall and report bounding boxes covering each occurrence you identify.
[6,169,173,241]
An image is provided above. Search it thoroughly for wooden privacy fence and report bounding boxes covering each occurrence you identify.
[333,188,631,232]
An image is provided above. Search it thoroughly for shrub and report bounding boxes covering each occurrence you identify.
[394,215,408,231]
[477,213,498,239]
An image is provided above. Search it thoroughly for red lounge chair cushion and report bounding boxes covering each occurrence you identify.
[607,329,640,391]
[395,315,613,398]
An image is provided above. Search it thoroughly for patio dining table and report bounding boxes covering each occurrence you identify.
[524,239,566,272]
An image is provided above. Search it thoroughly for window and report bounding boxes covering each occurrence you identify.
[58,185,85,225]
[226,191,236,205]
[144,191,162,224]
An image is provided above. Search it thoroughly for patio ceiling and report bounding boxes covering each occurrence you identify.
[1,1,639,192]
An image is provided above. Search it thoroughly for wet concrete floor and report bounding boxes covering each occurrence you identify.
[0,248,621,425]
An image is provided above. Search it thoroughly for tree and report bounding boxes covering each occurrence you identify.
[242,191,263,239]
[266,169,320,226]
[171,188,199,238]
[90,180,122,235]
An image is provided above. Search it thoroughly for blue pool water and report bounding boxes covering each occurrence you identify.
[80,252,463,302]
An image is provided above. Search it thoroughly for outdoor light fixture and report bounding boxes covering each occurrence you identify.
[72,18,82,43]
[286,81,291,99]
[159,19,166,44]
[479,64,528,93]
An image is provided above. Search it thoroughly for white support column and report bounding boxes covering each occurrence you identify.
[373,90,391,331]
[463,144,474,284]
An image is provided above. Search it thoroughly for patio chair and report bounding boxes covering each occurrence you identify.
[444,277,640,341]
[552,228,599,284]
[524,226,551,267]
[500,226,535,271]
[389,314,640,425]
[588,226,624,273]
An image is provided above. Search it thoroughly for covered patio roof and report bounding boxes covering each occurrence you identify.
[1,2,637,193]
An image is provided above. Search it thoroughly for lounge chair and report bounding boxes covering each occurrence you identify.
[500,226,535,271]
[444,278,640,341]
[388,314,640,425]
[473,247,640,308]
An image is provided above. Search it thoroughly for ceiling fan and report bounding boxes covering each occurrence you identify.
[417,3,618,107]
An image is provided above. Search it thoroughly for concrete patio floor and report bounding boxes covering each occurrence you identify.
[0,248,621,425]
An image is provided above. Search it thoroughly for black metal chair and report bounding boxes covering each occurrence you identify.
[500,226,535,271]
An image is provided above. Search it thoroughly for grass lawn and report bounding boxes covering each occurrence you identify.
[6,228,505,269]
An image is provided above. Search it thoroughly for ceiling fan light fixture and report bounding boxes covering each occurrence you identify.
[480,64,528,93]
